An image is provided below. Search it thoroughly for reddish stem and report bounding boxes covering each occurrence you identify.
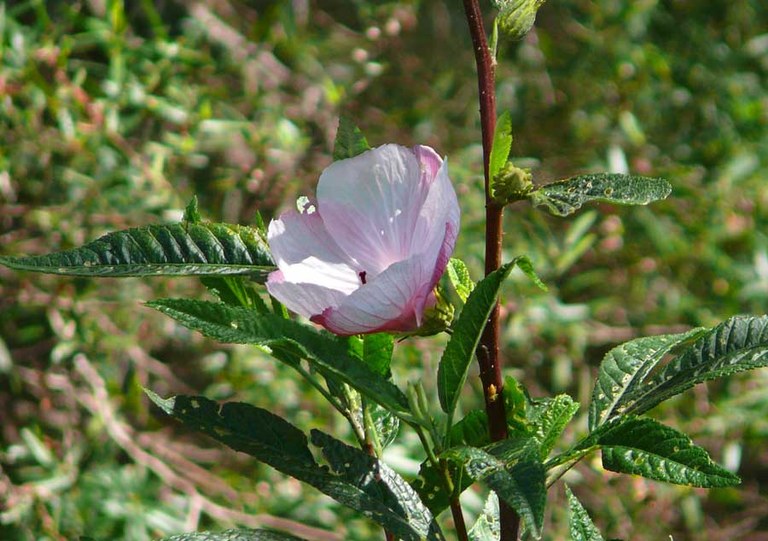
[461,1,521,540]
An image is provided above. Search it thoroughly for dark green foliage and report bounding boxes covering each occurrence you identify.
[0,222,274,279]
[590,316,768,428]
[146,299,410,417]
[595,417,740,488]
[442,443,546,539]
[148,392,443,541]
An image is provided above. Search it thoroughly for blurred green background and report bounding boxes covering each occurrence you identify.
[1,1,767,539]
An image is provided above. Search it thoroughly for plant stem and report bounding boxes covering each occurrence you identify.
[451,496,470,541]
[461,1,521,540]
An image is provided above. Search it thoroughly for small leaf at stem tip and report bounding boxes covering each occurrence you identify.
[333,115,371,161]
[489,110,513,180]
[183,196,202,223]
[529,173,672,217]
[493,0,548,41]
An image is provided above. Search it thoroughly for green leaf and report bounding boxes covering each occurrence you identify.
[445,258,475,303]
[333,116,371,161]
[148,392,442,541]
[362,333,394,377]
[0,222,274,279]
[200,276,271,313]
[146,299,410,418]
[625,316,768,417]
[493,0,547,41]
[513,255,548,291]
[182,196,203,224]
[588,328,706,430]
[468,492,500,541]
[450,410,491,448]
[146,391,318,472]
[438,259,526,422]
[489,111,513,181]
[597,417,740,487]
[529,173,672,217]
[443,444,546,539]
[565,486,605,541]
[311,431,444,540]
[410,459,462,515]
[159,529,306,541]
[529,394,579,460]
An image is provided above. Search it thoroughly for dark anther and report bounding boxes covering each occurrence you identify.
[359,271,367,284]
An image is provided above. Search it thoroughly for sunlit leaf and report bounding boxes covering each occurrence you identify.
[148,392,442,541]
[624,316,768,417]
[596,417,740,487]
[529,394,579,460]
[438,262,515,420]
[489,111,513,181]
[468,492,500,541]
[529,173,671,217]
[0,222,274,279]
[588,328,705,430]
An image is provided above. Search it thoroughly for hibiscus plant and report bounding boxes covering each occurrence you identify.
[3,2,768,541]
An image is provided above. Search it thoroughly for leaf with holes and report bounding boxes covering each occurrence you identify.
[311,430,444,541]
[468,492,500,541]
[0,222,274,279]
[588,328,705,430]
[529,173,671,217]
[597,417,740,487]
[529,394,579,460]
[442,444,546,539]
[624,316,768,417]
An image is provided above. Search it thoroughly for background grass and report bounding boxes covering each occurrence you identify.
[1,1,767,539]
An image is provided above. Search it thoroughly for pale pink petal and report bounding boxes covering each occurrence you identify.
[312,251,439,335]
[408,157,461,281]
[267,207,360,294]
[316,144,435,276]
[267,270,348,320]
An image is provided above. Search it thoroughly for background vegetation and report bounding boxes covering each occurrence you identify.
[1,0,767,539]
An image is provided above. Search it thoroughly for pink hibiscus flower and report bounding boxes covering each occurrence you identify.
[266,144,460,335]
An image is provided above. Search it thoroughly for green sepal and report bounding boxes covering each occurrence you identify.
[491,162,535,205]
[493,0,548,41]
